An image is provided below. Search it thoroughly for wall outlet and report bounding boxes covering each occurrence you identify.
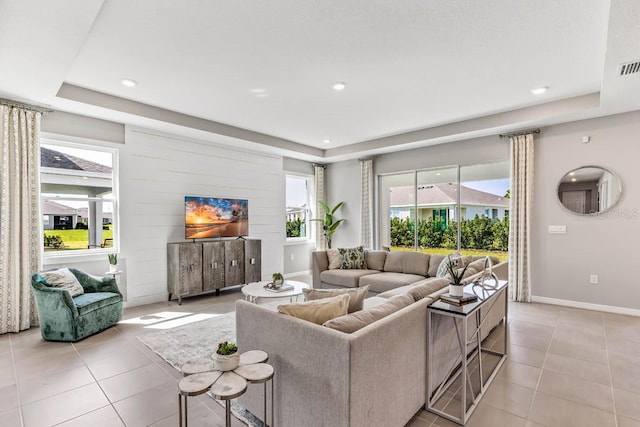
[590,275,598,285]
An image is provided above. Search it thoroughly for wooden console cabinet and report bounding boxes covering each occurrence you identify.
[167,239,261,304]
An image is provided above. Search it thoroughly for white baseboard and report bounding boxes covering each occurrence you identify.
[284,270,311,278]
[531,295,640,317]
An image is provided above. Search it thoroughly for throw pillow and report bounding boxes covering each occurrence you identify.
[326,249,342,270]
[278,294,350,325]
[339,246,367,269]
[435,254,473,278]
[303,285,370,313]
[322,294,414,333]
[39,267,84,297]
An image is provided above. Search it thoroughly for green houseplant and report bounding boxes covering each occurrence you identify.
[271,272,284,288]
[312,201,346,249]
[108,253,118,272]
[214,341,239,371]
[444,255,470,297]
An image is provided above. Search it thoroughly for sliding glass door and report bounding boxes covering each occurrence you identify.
[378,162,510,260]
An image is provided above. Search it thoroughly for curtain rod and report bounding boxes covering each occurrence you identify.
[312,163,327,168]
[499,128,540,139]
[0,99,54,114]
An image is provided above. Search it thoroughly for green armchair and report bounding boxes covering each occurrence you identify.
[31,268,123,342]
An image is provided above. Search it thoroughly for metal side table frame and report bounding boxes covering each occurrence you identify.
[426,280,508,425]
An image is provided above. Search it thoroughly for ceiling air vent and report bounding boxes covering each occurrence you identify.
[619,61,640,76]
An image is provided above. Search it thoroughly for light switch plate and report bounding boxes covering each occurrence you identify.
[548,225,567,234]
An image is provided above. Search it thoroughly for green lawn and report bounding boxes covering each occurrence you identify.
[391,246,508,262]
[44,226,113,251]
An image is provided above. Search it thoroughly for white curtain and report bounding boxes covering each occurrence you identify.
[0,105,42,333]
[508,133,534,302]
[359,158,373,249]
[314,164,326,250]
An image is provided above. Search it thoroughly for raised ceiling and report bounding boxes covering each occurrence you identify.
[0,0,639,161]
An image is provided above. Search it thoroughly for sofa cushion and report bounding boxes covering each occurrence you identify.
[278,294,350,325]
[428,254,446,277]
[39,267,84,297]
[358,272,427,294]
[466,258,488,273]
[407,278,450,301]
[73,292,122,316]
[362,296,389,309]
[322,294,415,333]
[303,285,370,313]
[383,251,430,276]
[365,250,387,271]
[320,269,378,288]
[339,246,367,269]
[327,249,342,269]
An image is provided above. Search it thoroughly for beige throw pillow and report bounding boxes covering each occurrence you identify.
[322,294,414,333]
[303,285,370,313]
[278,294,349,325]
[326,249,342,270]
[40,267,84,297]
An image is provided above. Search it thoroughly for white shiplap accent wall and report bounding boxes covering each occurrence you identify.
[120,127,284,306]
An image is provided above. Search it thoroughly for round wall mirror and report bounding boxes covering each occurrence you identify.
[557,166,622,215]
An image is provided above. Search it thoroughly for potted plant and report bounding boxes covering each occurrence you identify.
[444,255,470,297]
[271,272,284,288]
[311,201,346,249]
[213,341,239,371]
[108,253,118,273]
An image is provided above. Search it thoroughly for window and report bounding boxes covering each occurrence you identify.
[286,174,311,241]
[41,140,117,254]
[379,162,510,261]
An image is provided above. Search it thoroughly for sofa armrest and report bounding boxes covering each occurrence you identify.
[69,268,121,294]
[312,250,329,289]
[30,279,79,318]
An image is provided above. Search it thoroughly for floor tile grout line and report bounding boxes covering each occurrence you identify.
[602,313,619,427]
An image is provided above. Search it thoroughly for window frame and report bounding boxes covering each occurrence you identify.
[285,173,313,243]
[40,137,119,260]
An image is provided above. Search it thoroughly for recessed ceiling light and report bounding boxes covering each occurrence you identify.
[323,139,331,144]
[530,86,548,95]
[333,82,347,91]
[250,88,265,94]
[121,79,137,87]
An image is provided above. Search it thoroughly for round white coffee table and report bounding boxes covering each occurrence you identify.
[242,280,309,304]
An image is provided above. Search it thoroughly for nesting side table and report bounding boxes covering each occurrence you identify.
[179,350,274,427]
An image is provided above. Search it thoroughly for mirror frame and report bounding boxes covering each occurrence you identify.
[556,165,622,216]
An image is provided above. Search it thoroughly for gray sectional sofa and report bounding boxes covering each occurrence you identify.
[313,249,506,294]
[236,249,508,427]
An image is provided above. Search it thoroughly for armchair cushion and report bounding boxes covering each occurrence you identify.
[73,292,122,316]
[39,267,84,297]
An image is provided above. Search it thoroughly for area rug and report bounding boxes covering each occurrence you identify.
[137,311,266,426]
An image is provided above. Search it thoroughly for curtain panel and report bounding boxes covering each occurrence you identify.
[0,105,42,333]
[314,164,326,250]
[508,133,534,302]
[359,158,373,249]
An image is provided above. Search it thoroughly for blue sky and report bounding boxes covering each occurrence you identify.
[463,179,510,197]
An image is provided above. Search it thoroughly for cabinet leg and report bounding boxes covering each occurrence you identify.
[178,295,182,305]
[168,293,172,302]
[216,289,220,296]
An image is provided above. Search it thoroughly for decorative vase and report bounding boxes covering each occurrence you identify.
[273,278,283,288]
[213,352,239,371]
[449,284,464,297]
[109,264,118,273]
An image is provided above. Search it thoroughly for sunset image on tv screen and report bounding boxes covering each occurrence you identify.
[185,197,248,239]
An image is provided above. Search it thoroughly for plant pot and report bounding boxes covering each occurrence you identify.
[449,284,464,297]
[213,352,239,371]
[109,264,118,273]
[273,279,284,288]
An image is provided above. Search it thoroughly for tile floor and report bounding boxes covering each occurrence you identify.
[1,279,640,427]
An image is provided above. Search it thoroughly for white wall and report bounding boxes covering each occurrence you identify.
[119,127,284,306]
[531,111,640,310]
[326,159,362,248]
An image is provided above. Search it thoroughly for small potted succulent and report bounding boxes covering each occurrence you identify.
[444,255,470,297]
[108,253,118,273]
[271,272,284,288]
[213,341,239,371]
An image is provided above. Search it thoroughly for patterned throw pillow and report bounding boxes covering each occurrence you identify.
[326,249,342,270]
[339,246,367,269]
[40,267,85,297]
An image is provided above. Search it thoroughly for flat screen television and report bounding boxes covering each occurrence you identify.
[185,196,249,239]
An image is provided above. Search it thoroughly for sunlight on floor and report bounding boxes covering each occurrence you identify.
[145,313,223,329]
[118,311,193,326]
